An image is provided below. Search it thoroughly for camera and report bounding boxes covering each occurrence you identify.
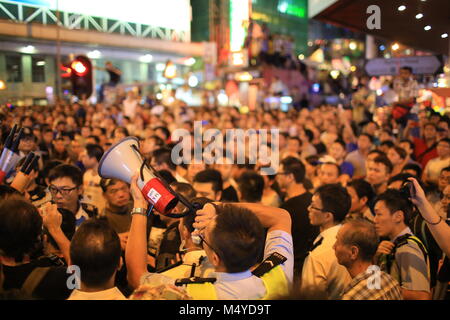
[400,180,415,198]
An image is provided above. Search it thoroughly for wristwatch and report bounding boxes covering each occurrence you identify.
[131,207,148,216]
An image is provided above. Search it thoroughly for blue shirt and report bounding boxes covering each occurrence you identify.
[340,161,354,177]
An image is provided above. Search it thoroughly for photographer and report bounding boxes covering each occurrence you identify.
[409,177,450,258]
[126,173,293,299]
[373,189,431,300]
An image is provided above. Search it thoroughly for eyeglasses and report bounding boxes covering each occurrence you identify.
[309,205,327,212]
[49,185,78,196]
[198,234,219,256]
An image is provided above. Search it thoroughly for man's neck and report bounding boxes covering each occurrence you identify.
[80,277,116,293]
[319,221,337,234]
[348,261,373,279]
[389,224,408,241]
[286,183,307,199]
[68,202,80,216]
[0,256,30,267]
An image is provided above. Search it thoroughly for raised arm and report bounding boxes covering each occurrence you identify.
[125,174,149,289]
[409,178,450,256]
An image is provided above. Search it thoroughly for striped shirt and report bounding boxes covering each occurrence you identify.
[341,266,403,300]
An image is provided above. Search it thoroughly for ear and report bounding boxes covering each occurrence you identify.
[350,245,359,260]
[360,196,368,207]
[211,251,221,268]
[118,256,123,271]
[215,191,222,201]
[393,210,405,223]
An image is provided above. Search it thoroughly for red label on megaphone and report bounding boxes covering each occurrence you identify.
[0,170,6,184]
[141,177,178,214]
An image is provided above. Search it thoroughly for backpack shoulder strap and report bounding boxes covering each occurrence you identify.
[21,267,51,297]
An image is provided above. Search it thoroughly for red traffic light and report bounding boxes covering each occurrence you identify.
[71,60,87,76]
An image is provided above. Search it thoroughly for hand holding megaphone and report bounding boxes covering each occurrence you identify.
[10,152,40,193]
[0,124,24,183]
[99,137,195,218]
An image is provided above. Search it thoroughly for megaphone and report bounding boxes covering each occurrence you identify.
[98,136,194,218]
[0,125,24,183]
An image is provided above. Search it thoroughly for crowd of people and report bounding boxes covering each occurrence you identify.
[0,71,450,300]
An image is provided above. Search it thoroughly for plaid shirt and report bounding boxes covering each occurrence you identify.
[341,267,403,300]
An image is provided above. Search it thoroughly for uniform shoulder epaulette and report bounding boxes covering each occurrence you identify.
[252,252,287,278]
[174,276,216,286]
[81,203,99,218]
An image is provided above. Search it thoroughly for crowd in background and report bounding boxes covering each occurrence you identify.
[0,66,450,300]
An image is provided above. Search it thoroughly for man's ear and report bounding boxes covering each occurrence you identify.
[118,256,123,271]
[211,251,221,268]
[350,245,359,261]
[215,191,222,201]
[360,196,368,207]
[393,210,405,224]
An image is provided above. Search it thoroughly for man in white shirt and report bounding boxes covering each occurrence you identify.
[68,220,126,300]
[126,172,294,300]
[80,144,105,212]
[300,183,352,299]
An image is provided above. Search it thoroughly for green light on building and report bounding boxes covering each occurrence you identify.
[277,1,306,18]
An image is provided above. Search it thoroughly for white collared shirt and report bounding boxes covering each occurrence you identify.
[68,287,126,300]
[300,224,352,299]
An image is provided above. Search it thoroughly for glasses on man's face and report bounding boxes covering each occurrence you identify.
[49,185,78,196]
[198,234,218,255]
[309,204,327,212]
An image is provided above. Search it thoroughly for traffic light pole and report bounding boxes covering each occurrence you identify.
[55,0,62,102]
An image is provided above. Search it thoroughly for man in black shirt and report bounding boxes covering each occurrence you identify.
[0,199,71,299]
[277,157,319,278]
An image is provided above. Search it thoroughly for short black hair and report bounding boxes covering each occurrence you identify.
[70,219,121,287]
[100,178,128,193]
[347,179,375,203]
[320,162,341,176]
[342,218,379,262]
[0,185,22,201]
[438,138,450,146]
[281,158,305,183]
[372,155,393,174]
[333,139,346,150]
[380,140,395,149]
[400,66,413,74]
[388,173,417,187]
[399,139,414,151]
[87,135,100,144]
[390,146,407,160]
[0,199,43,262]
[441,166,450,174]
[402,163,423,178]
[368,149,385,158]
[193,169,223,193]
[211,204,265,273]
[48,164,83,186]
[237,171,264,202]
[157,170,177,185]
[288,136,302,146]
[152,147,177,171]
[85,144,104,162]
[360,133,374,144]
[315,184,351,223]
[304,129,314,143]
[375,189,413,224]
[155,126,171,140]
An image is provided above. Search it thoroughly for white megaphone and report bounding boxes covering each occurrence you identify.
[98,136,194,218]
[0,125,23,183]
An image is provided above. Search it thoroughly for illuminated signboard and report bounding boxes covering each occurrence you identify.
[7,0,191,33]
[230,0,250,52]
[277,1,306,18]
